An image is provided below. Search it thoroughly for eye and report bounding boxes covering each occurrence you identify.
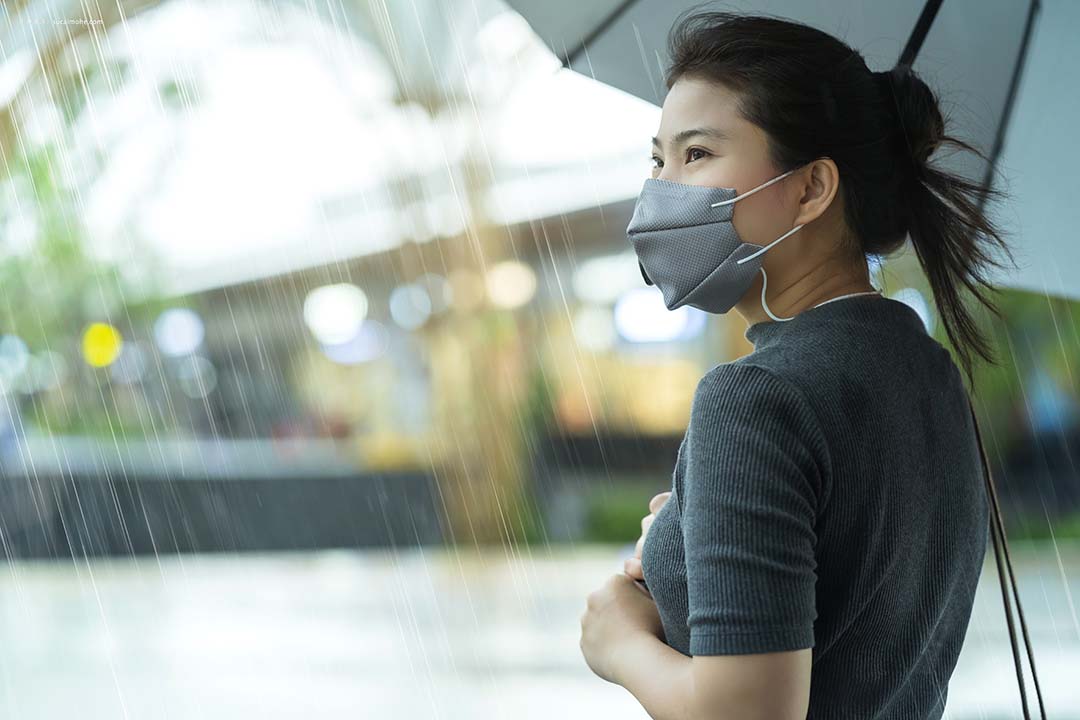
[686,147,710,162]
[650,155,663,169]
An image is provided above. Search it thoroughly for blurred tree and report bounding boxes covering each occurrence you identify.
[0,141,168,436]
[0,2,172,436]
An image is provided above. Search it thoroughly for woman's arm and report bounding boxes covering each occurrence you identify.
[614,632,811,720]
[615,363,824,719]
[614,630,695,720]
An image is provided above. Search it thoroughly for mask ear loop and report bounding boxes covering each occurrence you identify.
[736,224,805,266]
[710,166,805,322]
[709,167,798,208]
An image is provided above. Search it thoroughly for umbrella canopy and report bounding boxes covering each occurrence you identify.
[503,0,1080,301]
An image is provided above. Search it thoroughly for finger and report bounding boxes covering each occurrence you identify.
[631,579,652,599]
[649,491,671,513]
[624,557,643,580]
[640,513,655,535]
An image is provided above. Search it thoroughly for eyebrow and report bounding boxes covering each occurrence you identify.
[651,127,729,150]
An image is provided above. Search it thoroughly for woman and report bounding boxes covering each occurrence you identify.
[578,10,1023,720]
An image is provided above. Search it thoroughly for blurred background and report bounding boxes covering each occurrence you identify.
[0,0,1077,717]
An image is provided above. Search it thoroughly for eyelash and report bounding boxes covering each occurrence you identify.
[650,147,710,168]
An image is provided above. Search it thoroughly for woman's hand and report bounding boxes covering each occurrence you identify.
[624,491,671,581]
[579,572,665,684]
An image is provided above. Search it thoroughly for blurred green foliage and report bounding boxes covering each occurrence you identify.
[1009,509,1080,541]
[583,483,660,544]
[923,284,1080,445]
[575,485,1080,545]
[2,141,170,437]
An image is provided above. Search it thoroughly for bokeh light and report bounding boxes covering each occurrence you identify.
[154,308,205,357]
[14,350,67,394]
[82,323,123,368]
[176,355,218,399]
[320,320,389,365]
[304,283,369,345]
[389,283,432,331]
[486,260,536,309]
[614,288,696,343]
[572,251,642,305]
[0,335,30,393]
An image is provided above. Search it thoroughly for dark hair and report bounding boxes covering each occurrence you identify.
[665,9,1018,387]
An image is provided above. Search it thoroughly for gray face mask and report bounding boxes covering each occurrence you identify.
[625,168,805,315]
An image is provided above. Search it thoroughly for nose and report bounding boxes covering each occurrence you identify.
[655,170,679,184]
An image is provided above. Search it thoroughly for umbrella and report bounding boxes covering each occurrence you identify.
[505,0,1034,187]
[502,0,1080,305]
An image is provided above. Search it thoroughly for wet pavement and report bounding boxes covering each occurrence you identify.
[0,540,1077,718]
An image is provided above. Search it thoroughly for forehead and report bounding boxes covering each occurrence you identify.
[654,77,759,148]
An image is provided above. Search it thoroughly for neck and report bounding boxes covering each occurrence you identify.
[734,256,877,327]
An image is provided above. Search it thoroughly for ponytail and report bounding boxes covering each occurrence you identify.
[875,64,1018,388]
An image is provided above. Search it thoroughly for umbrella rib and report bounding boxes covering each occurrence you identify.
[561,0,641,69]
[978,0,1042,205]
[899,0,944,67]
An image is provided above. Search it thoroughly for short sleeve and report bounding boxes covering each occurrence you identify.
[682,362,827,656]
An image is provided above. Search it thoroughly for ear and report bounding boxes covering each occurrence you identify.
[792,157,840,227]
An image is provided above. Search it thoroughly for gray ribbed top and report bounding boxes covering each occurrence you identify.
[640,294,990,719]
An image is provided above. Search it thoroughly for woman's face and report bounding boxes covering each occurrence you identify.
[650,76,804,258]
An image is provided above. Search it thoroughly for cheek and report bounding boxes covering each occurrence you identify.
[730,200,766,246]
[731,192,793,247]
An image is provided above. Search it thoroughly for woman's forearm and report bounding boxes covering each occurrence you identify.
[614,631,696,720]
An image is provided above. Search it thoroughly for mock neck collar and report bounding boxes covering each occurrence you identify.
[744,294,926,349]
